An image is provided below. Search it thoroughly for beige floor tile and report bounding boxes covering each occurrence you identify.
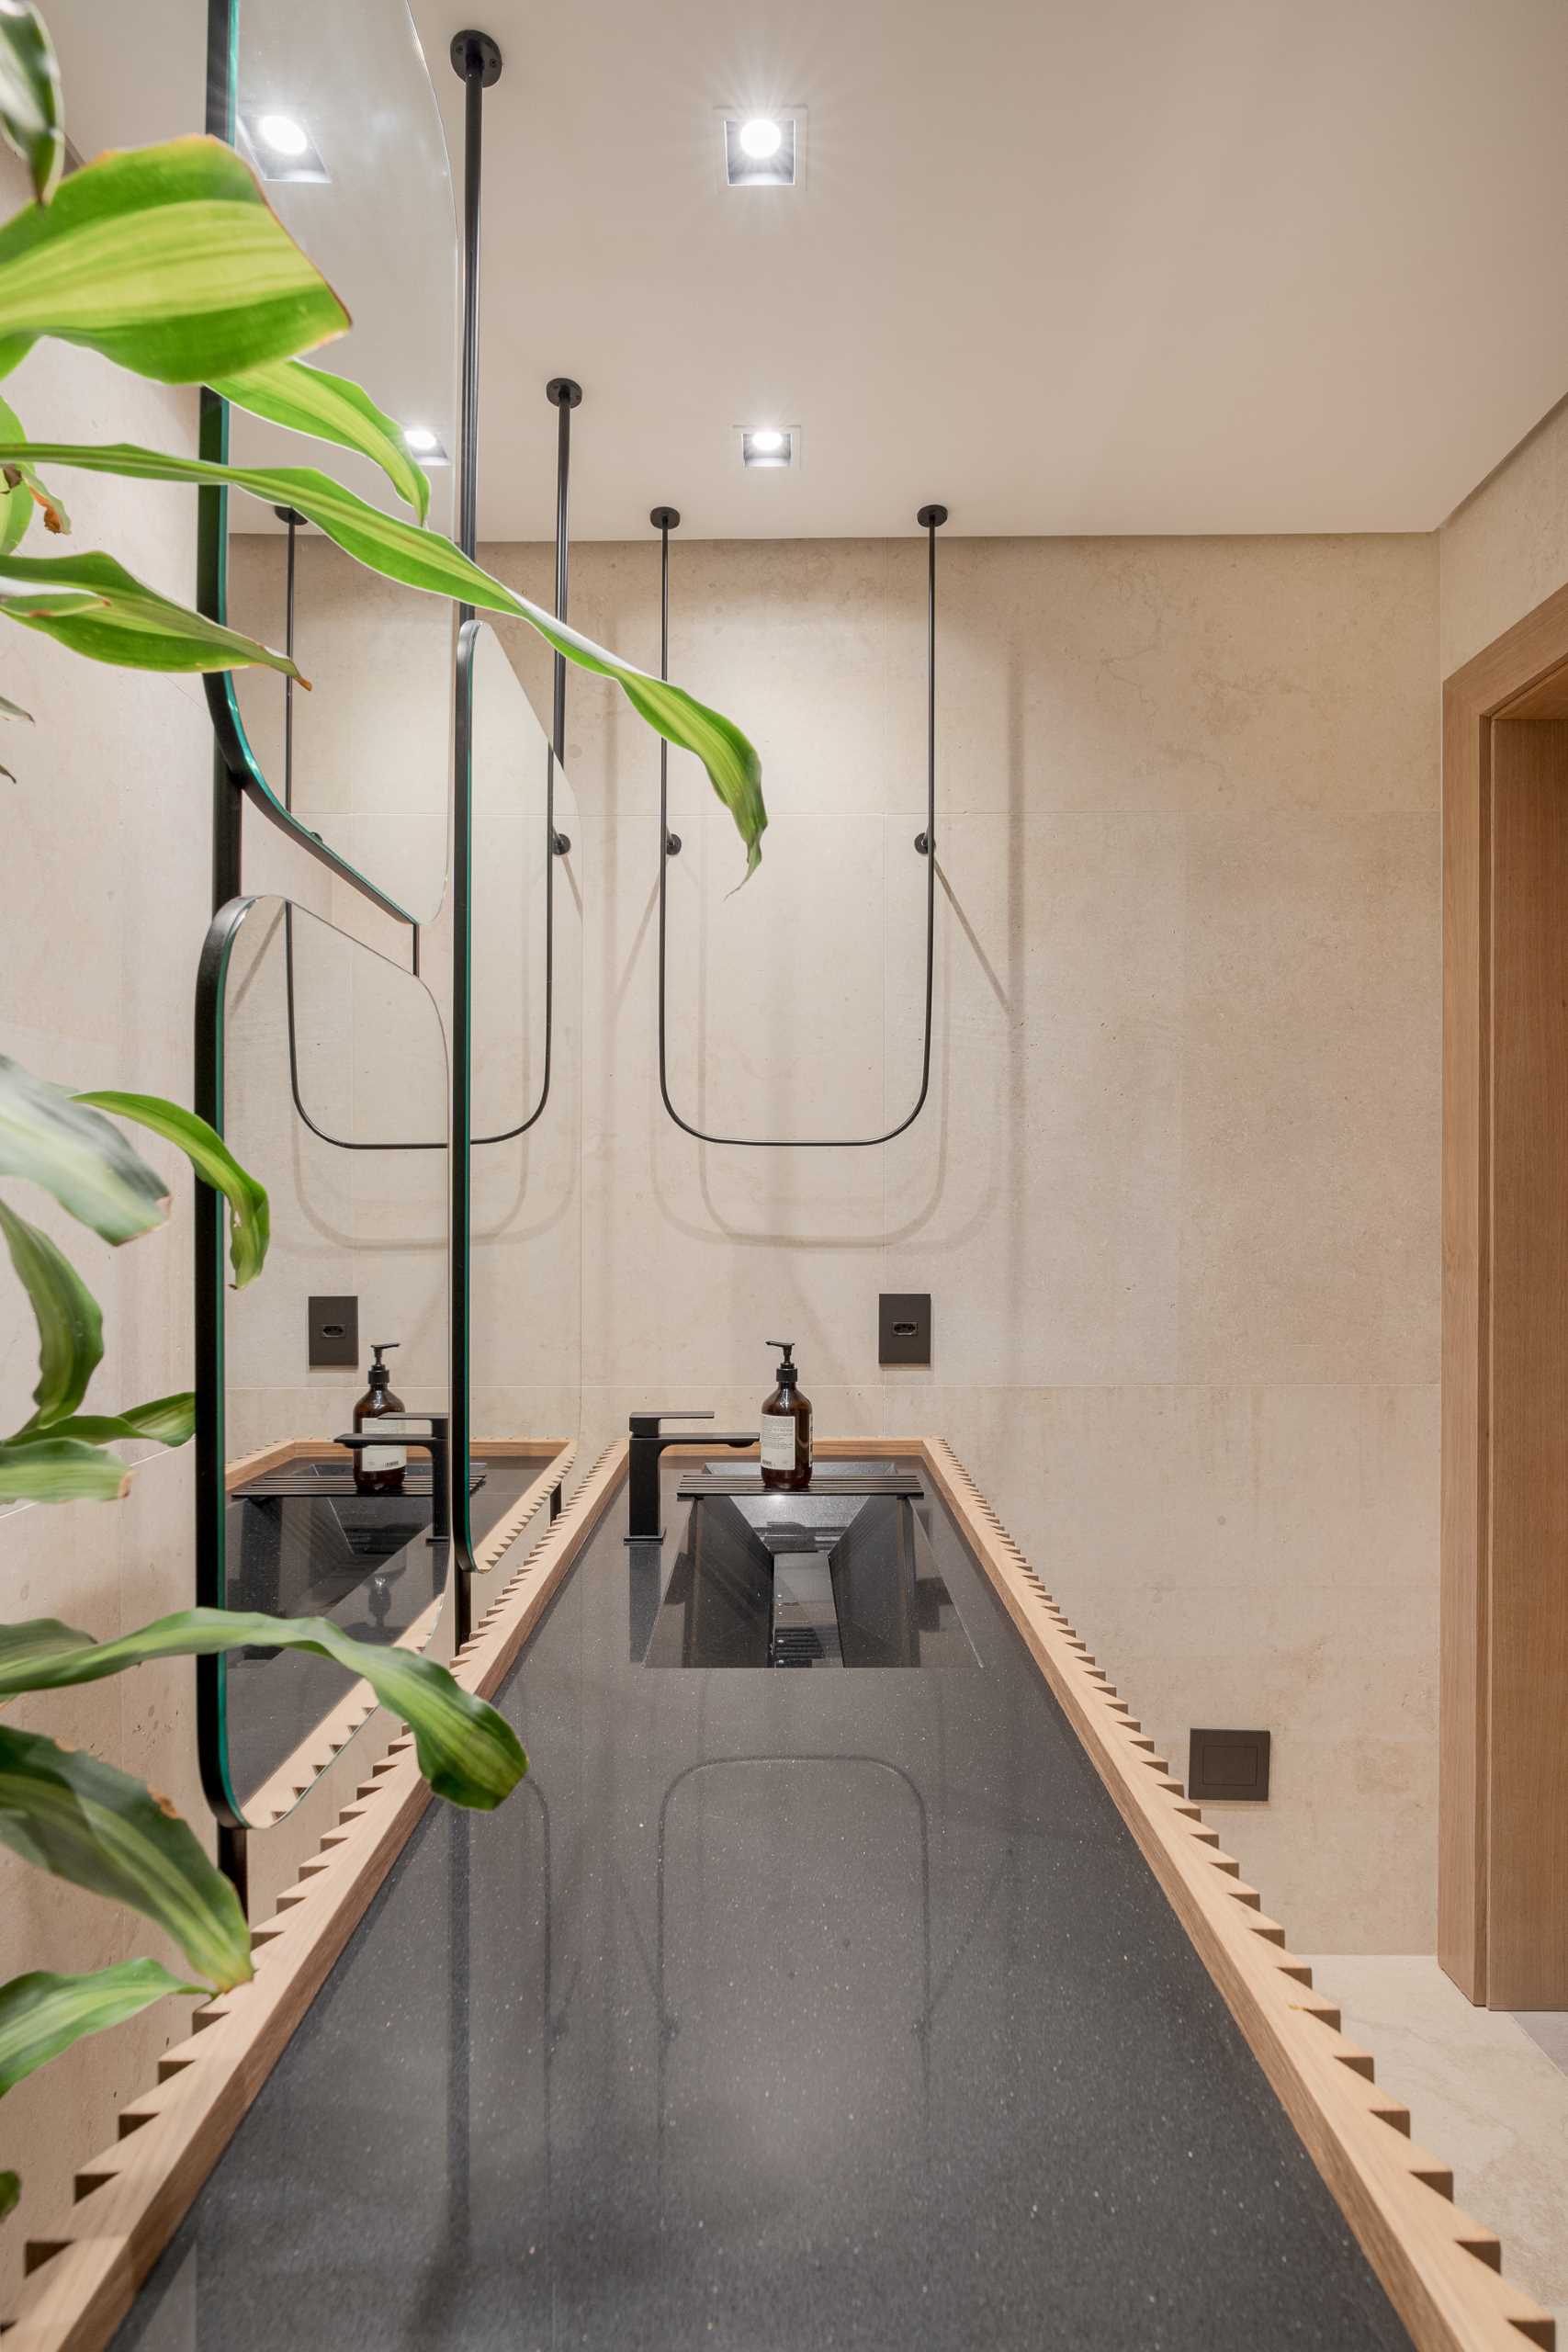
[1309,1956,1568,2335]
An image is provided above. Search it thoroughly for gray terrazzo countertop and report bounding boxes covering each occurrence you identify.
[113,1457,1413,2351]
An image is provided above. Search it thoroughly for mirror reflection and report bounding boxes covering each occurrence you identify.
[221,0,458,921]
[467,624,584,1552]
[219,897,450,1825]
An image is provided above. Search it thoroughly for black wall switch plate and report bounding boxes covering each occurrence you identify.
[308,1295,359,1369]
[1188,1727,1271,1803]
[879,1292,931,1365]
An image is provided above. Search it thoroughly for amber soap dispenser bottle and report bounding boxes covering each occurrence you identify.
[353,1341,407,1496]
[760,1339,812,1491]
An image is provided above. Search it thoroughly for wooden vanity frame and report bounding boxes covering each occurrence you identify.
[6,1441,1551,2351]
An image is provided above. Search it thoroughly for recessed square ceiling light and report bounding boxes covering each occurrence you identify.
[719,107,806,188]
[742,427,794,469]
[239,107,330,185]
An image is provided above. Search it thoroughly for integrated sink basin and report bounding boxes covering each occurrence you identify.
[643,1476,977,1669]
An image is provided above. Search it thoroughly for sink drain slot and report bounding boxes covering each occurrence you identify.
[770,1550,843,1668]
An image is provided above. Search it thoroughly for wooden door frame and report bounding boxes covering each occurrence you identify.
[1441,575,1568,2002]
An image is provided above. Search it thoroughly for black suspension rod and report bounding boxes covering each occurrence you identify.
[468,375,581,1144]
[282,508,298,806]
[449,26,502,1632]
[548,378,579,777]
[453,33,499,566]
[652,502,946,1148]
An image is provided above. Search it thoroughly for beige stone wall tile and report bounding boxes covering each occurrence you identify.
[897,534,1437,822]
[884,809,1186,1385]
[1179,808,1439,1382]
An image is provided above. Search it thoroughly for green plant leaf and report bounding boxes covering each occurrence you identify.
[6,1392,195,1449]
[0,390,67,541]
[209,357,429,523]
[0,1725,253,1988]
[0,1958,199,2098]
[0,1057,169,1243]
[0,442,769,874]
[74,1091,269,1287]
[0,447,24,552]
[0,548,301,677]
[0,480,25,555]
[0,1198,102,1430]
[0,390,29,552]
[0,2,62,204]
[0,2165,16,2215]
[0,136,348,383]
[0,1610,526,1812]
[0,1437,127,1500]
[3,454,67,534]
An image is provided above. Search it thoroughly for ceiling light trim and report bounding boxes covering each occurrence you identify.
[737,424,802,470]
[716,105,807,191]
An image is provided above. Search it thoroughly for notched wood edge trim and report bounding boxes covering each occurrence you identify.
[473,1442,577,1577]
[920,1439,1553,2352]
[4,1442,627,2352]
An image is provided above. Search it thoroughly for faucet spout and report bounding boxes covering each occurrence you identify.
[626,1411,755,1543]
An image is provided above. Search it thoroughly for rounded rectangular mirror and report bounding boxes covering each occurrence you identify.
[200,895,450,1827]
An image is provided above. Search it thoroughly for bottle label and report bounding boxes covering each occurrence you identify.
[361,1415,412,1475]
[760,1416,796,1473]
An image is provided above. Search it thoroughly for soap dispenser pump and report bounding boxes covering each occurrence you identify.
[353,1341,407,1496]
[761,1340,812,1492]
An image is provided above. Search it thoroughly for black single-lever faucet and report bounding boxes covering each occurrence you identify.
[334,1415,452,1546]
[626,1410,756,1543]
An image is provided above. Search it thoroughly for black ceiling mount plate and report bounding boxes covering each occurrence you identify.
[650,505,682,531]
[450,28,502,85]
[547,377,583,409]
[917,503,949,528]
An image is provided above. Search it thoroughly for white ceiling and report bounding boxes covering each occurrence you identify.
[46,0,1568,540]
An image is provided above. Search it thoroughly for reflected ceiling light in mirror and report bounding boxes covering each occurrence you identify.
[721,107,804,187]
[239,107,330,185]
[258,112,308,156]
[742,426,793,469]
[404,426,450,466]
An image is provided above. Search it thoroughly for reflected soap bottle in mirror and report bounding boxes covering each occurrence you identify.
[761,1339,812,1492]
[353,1342,408,1496]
